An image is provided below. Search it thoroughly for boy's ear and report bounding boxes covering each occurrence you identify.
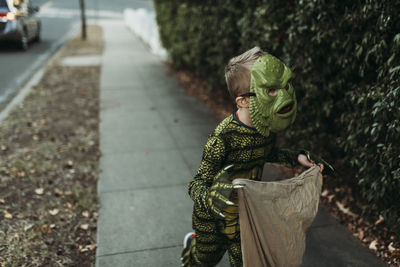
[235,96,250,108]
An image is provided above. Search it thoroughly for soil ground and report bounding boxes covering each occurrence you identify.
[167,66,400,266]
[0,26,102,266]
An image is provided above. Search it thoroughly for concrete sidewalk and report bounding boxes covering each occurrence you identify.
[95,21,386,267]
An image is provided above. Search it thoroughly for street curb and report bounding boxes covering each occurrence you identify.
[0,22,80,123]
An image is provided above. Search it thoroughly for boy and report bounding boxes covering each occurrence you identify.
[181,47,324,267]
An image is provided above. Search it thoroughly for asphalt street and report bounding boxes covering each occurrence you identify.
[0,0,153,109]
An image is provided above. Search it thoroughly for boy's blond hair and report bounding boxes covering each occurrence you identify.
[225,46,267,98]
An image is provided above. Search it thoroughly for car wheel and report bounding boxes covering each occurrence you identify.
[19,31,28,50]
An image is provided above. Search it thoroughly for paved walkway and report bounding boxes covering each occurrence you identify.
[95,20,386,267]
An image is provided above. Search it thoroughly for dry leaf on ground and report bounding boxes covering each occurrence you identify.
[49,209,59,216]
[374,215,384,225]
[321,189,329,197]
[3,211,12,219]
[54,188,63,196]
[369,240,378,251]
[42,224,52,234]
[35,188,44,195]
[24,224,34,231]
[388,242,399,254]
[335,201,357,218]
[79,244,97,252]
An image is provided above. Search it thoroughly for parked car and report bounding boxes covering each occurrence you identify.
[0,0,40,50]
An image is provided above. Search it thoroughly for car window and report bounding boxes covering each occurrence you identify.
[0,0,9,8]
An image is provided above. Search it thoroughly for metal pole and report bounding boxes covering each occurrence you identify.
[79,0,86,40]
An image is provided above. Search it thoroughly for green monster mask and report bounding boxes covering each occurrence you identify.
[249,54,297,137]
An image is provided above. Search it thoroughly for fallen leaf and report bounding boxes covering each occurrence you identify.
[0,198,5,204]
[49,209,59,216]
[29,169,36,174]
[33,135,39,141]
[82,211,89,217]
[4,211,12,219]
[321,189,329,197]
[42,224,52,234]
[67,160,73,167]
[362,236,372,243]
[327,194,335,202]
[24,224,34,231]
[17,171,25,177]
[87,244,97,251]
[50,224,56,228]
[79,244,97,252]
[1,145,7,151]
[388,242,398,253]
[66,202,73,209]
[54,188,63,196]
[336,201,357,218]
[78,245,88,253]
[80,224,89,230]
[65,191,72,196]
[374,215,384,225]
[35,188,44,195]
[369,240,378,251]
[357,229,364,240]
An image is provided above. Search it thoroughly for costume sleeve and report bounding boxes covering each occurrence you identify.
[266,143,299,167]
[188,135,226,211]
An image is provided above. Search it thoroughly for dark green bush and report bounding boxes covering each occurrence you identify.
[154,0,400,232]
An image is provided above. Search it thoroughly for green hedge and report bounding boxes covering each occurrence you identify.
[154,0,400,232]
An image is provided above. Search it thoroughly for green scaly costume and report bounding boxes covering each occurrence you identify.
[182,54,300,266]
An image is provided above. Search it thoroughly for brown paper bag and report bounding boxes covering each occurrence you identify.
[233,165,322,267]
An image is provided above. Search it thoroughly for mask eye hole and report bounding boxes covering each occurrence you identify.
[267,89,278,96]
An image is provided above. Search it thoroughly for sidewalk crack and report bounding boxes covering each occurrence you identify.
[97,244,181,258]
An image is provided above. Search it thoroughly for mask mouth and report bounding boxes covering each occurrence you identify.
[277,102,294,114]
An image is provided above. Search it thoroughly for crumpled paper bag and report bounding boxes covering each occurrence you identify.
[233,165,322,267]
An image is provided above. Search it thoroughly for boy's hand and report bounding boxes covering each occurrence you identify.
[207,165,236,219]
[297,154,324,173]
